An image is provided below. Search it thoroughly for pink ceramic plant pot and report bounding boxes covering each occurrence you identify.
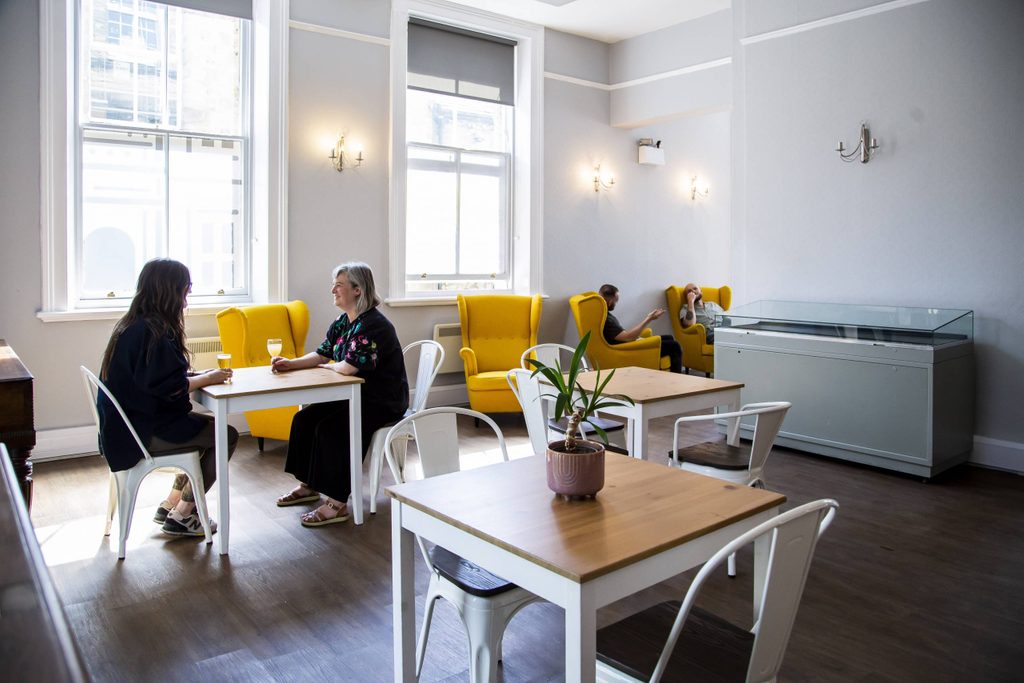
[546,440,605,499]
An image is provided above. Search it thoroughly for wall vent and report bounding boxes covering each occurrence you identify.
[431,323,465,374]
[186,336,223,371]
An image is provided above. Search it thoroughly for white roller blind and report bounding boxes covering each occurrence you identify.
[408,19,515,105]
[160,0,251,20]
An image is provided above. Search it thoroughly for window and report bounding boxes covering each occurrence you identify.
[389,2,544,301]
[77,0,249,306]
[41,0,288,321]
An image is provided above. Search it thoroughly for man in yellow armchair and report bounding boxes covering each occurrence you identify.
[600,284,683,373]
[680,283,725,343]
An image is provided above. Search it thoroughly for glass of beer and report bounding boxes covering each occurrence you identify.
[216,353,232,383]
[267,338,283,359]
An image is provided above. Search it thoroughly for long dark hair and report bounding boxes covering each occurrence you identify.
[100,258,192,379]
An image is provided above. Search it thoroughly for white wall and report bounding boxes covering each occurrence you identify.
[732,0,1024,468]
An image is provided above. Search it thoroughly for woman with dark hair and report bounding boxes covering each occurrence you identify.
[271,261,408,527]
[99,258,238,537]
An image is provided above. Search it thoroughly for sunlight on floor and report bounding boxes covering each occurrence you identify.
[35,470,179,568]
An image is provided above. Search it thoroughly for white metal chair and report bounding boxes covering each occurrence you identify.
[595,498,839,683]
[670,401,792,576]
[519,344,628,449]
[80,366,212,559]
[367,340,444,514]
[383,406,539,682]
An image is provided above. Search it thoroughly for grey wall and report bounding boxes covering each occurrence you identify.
[609,10,732,127]
[732,0,1024,463]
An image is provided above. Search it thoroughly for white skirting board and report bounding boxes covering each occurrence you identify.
[31,383,471,462]
[970,436,1024,474]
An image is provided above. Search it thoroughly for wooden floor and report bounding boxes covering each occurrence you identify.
[30,414,1024,682]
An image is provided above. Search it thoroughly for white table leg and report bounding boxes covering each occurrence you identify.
[392,504,416,682]
[564,583,597,683]
[350,385,363,525]
[725,390,742,446]
[214,400,230,555]
[633,407,649,460]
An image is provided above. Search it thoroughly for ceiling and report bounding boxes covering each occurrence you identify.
[445,0,729,44]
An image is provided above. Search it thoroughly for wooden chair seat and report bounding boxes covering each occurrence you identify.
[670,440,750,471]
[596,600,754,682]
[429,545,518,598]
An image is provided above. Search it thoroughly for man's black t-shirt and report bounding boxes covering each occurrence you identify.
[603,312,626,345]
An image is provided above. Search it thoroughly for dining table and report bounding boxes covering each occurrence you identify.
[387,452,786,681]
[193,365,363,554]
[570,366,744,458]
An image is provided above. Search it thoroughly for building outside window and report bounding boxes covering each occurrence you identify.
[76,0,250,307]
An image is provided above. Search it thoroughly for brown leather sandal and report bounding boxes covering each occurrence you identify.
[300,499,350,527]
[276,487,320,507]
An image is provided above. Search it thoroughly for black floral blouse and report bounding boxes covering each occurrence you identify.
[316,307,408,417]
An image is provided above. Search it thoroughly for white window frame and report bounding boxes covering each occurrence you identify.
[39,0,289,322]
[388,0,544,304]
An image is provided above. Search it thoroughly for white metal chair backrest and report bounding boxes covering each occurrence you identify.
[80,366,154,465]
[506,368,551,455]
[520,343,591,372]
[404,340,445,414]
[671,401,791,479]
[384,406,509,568]
[384,406,509,484]
[650,499,839,683]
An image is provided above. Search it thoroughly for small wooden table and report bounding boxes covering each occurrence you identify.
[573,366,744,458]
[194,366,363,554]
[387,453,785,682]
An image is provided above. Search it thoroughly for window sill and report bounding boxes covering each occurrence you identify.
[37,303,231,323]
[384,296,459,308]
[384,293,549,308]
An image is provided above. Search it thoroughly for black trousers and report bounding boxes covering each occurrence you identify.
[149,413,239,502]
[659,335,683,373]
[284,400,399,502]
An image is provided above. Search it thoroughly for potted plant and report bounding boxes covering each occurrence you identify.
[526,331,635,499]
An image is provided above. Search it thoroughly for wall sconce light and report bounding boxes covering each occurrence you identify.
[329,134,363,172]
[593,164,615,192]
[836,123,879,163]
[689,175,709,201]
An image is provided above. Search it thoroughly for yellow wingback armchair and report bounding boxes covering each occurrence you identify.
[457,293,542,414]
[216,300,310,449]
[568,292,664,371]
[665,284,732,376]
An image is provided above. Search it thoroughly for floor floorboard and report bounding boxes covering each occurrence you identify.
[31,412,1024,681]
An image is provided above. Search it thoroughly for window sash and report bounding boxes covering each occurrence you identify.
[76,125,249,305]
[405,142,511,284]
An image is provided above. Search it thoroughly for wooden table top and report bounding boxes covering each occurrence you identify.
[198,365,363,399]
[386,453,784,583]
[569,366,743,404]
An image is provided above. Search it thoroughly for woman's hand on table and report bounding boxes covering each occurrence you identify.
[271,357,295,373]
[188,367,232,390]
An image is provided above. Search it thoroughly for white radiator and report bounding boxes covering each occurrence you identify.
[186,336,223,371]
[432,323,465,374]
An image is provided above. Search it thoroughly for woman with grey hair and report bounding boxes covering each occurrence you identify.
[270,262,408,527]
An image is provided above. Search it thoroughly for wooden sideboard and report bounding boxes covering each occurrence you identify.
[0,340,35,507]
